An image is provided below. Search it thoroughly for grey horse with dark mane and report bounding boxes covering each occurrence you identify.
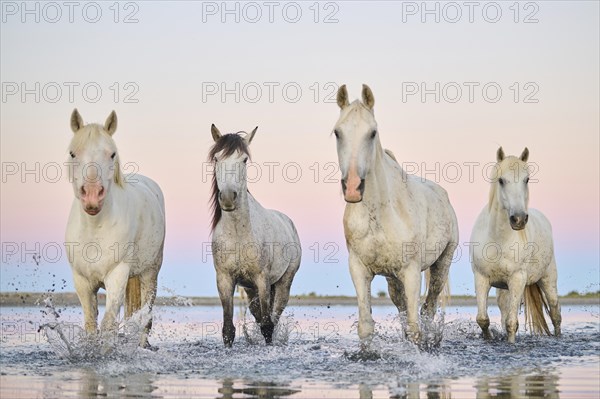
[208,125,301,347]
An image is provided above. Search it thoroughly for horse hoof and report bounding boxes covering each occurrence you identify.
[142,342,158,351]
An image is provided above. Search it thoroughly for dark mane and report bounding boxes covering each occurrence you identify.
[208,133,251,232]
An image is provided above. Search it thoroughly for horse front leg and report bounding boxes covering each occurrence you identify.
[349,251,374,345]
[473,270,492,340]
[506,272,527,343]
[101,263,131,341]
[72,272,98,334]
[256,277,275,344]
[217,273,236,347]
[401,265,421,343]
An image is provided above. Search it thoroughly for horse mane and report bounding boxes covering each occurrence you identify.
[208,133,251,232]
[69,124,124,188]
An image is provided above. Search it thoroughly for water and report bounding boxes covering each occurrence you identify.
[1,303,599,398]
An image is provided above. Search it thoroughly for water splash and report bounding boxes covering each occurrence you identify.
[3,305,598,390]
[41,303,152,362]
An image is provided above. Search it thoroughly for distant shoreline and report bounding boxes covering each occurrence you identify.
[1,292,598,307]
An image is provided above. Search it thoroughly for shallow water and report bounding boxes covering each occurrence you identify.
[1,303,599,398]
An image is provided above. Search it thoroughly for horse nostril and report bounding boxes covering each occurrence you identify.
[80,186,86,196]
[233,192,237,200]
[524,214,529,223]
[358,179,366,194]
[218,191,223,201]
[341,179,347,192]
[510,215,517,224]
[99,187,105,197]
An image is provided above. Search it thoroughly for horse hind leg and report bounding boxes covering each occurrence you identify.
[386,277,407,313]
[271,273,295,326]
[496,288,510,333]
[244,287,262,324]
[537,262,561,337]
[421,243,454,320]
[137,270,159,348]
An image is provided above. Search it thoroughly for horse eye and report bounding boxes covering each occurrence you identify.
[243,158,248,164]
[370,130,377,139]
[498,178,505,186]
[69,151,75,158]
[334,130,340,139]
[111,152,116,160]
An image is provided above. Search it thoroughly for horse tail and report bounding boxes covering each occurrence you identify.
[523,283,551,335]
[125,275,142,318]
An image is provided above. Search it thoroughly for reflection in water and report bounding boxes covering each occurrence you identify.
[360,381,452,399]
[1,305,597,398]
[475,372,560,399]
[218,378,300,399]
[75,370,159,398]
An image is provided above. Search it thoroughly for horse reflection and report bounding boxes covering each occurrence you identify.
[475,373,559,399]
[75,370,158,398]
[360,381,452,399]
[218,379,300,399]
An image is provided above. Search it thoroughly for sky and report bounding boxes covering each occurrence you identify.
[1,1,598,298]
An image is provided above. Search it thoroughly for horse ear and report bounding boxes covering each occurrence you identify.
[362,84,375,110]
[337,84,349,109]
[520,147,529,162]
[70,109,83,133]
[211,124,222,142]
[496,147,505,162]
[245,126,258,144]
[104,111,118,136]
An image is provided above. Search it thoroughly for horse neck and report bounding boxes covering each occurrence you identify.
[218,189,255,237]
[362,145,408,211]
[488,197,522,242]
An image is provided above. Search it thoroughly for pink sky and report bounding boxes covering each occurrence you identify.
[1,2,598,296]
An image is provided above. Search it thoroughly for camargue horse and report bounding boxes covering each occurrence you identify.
[209,125,301,347]
[471,147,561,343]
[65,109,165,348]
[333,85,459,344]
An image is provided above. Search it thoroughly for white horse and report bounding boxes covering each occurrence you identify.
[333,85,459,344]
[65,109,165,348]
[471,147,561,343]
[209,125,301,347]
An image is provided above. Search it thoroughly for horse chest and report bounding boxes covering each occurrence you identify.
[345,215,414,275]
[212,237,265,274]
[66,222,136,278]
[472,239,552,283]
